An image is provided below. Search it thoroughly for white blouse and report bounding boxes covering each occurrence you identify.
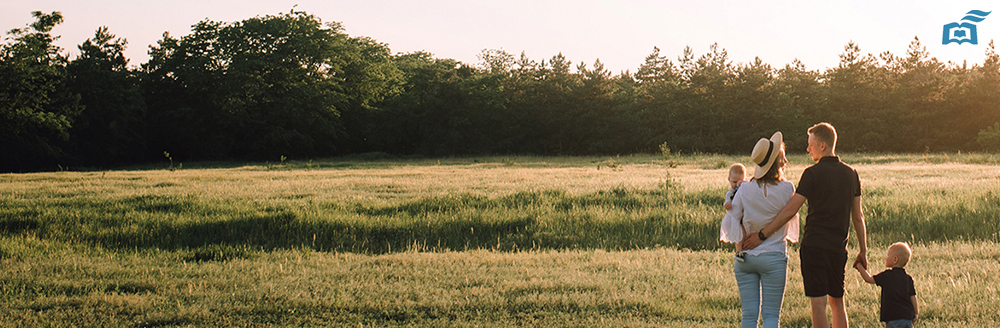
[719,179,799,255]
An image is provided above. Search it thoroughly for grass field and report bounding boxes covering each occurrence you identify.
[2,153,999,327]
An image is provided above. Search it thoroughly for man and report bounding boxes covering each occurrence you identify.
[743,122,868,328]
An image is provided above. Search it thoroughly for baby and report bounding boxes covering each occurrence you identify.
[724,163,747,211]
[720,163,749,260]
[855,242,919,328]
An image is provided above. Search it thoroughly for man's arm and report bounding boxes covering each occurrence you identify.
[743,193,806,250]
[850,196,868,269]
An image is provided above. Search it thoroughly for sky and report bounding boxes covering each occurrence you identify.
[1,0,998,74]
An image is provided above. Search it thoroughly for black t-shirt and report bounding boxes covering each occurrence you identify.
[796,156,862,251]
[873,267,917,322]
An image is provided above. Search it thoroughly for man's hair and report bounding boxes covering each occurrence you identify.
[889,242,912,267]
[729,163,746,178]
[808,122,838,150]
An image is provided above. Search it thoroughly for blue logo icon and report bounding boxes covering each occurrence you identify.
[943,10,991,45]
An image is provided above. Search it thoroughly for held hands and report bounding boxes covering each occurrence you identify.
[854,256,876,284]
[853,252,869,271]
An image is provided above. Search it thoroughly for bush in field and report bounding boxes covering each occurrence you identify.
[977,122,1000,152]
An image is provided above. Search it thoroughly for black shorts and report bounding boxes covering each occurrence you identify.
[800,246,848,298]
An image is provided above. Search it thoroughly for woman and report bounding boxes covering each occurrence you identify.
[720,131,799,328]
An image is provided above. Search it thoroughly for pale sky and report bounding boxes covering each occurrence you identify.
[1,0,998,73]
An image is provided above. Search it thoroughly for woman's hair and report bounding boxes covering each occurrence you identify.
[756,145,786,186]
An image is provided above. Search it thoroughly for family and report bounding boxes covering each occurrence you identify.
[719,123,919,328]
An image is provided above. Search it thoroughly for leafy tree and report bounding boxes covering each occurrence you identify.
[888,37,952,151]
[574,59,625,154]
[142,27,227,161]
[521,53,584,154]
[370,51,516,155]
[672,43,736,153]
[65,27,147,166]
[820,41,897,151]
[772,59,821,150]
[634,47,683,151]
[144,10,392,160]
[953,41,1000,150]
[501,51,548,154]
[635,46,679,85]
[478,48,515,76]
[355,52,437,154]
[0,11,81,171]
[338,36,404,153]
[727,57,780,150]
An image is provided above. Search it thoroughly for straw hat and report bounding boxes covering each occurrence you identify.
[751,131,783,179]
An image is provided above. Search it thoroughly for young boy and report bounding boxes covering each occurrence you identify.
[854,242,919,328]
[720,163,749,260]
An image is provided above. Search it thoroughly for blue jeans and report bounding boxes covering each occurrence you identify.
[734,252,788,328]
[886,319,913,328]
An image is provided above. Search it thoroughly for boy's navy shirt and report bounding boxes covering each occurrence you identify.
[873,267,917,322]
[796,156,861,251]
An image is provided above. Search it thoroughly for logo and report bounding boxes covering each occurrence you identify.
[943,10,991,45]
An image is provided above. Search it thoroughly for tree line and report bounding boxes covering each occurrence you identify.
[4,10,1000,172]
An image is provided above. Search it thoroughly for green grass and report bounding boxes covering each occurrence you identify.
[2,153,1000,326]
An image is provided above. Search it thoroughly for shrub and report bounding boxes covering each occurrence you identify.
[977,123,1000,152]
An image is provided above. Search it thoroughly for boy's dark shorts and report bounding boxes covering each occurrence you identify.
[800,246,848,298]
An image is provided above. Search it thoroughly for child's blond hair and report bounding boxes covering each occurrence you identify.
[729,163,747,179]
[889,242,913,267]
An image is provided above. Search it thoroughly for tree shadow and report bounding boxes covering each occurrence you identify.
[0,218,39,234]
[67,188,732,258]
[88,209,538,257]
